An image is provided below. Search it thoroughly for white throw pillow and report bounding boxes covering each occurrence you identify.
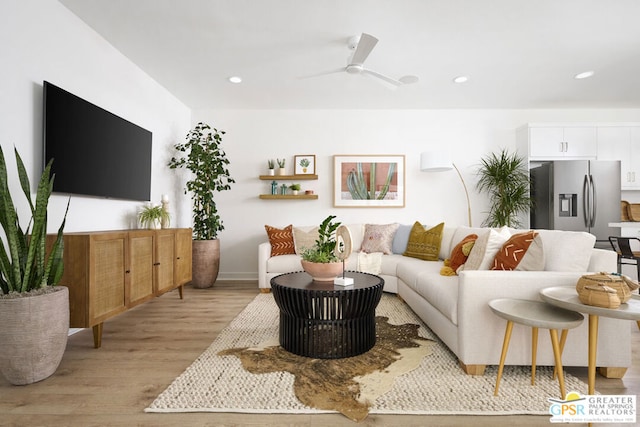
[535,229,596,271]
[361,223,399,254]
[463,226,512,271]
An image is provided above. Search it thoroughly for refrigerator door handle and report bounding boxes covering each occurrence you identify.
[590,174,597,227]
[582,174,590,228]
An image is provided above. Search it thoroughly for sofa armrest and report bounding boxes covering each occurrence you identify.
[258,241,272,289]
[587,248,617,272]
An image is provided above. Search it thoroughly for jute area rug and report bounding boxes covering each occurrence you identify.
[146,293,589,421]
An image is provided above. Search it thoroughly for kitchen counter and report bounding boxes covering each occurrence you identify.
[609,222,640,227]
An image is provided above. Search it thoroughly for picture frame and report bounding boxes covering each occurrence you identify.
[294,154,316,175]
[333,154,405,207]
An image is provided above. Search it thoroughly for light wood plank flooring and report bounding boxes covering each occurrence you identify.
[1,282,638,427]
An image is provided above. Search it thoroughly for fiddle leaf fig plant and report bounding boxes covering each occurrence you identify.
[0,145,69,295]
[476,148,532,228]
[168,122,234,240]
[301,215,341,263]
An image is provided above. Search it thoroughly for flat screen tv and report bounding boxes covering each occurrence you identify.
[43,81,152,201]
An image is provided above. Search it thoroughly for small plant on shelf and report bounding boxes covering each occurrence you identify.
[289,183,301,191]
[301,215,341,263]
[267,159,275,169]
[277,158,286,168]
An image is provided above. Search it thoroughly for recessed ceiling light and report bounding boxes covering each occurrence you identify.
[453,76,469,84]
[574,71,595,80]
[228,76,242,84]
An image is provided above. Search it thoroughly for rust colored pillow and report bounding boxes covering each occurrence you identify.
[491,230,544,271]
[441,233,478,275]
[264,224,295,256]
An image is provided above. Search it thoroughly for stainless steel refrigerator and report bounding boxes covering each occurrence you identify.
[530,160,621,247]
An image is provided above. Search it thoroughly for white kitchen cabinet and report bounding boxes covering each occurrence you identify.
[597,126,640,190]
[527,126,597,159]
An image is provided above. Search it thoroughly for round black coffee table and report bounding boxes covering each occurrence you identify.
[270,271,384,359]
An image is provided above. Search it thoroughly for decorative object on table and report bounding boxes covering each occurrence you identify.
[577,283,621,309]
[279,184,287,195]
[160,194,170,228]
[0,146,70,385]
[276,158,286,175]
[267,159,275,176]
[138,204,170,230]
[333,154,405,207]
[300,215,343,281]
[304,190,314,195]
[270,180,278,195]
[475,148,531,227]
[420,150,472,226]
[168,122,234,288]
[333,225,354,286]
[294,154,315,175]
[576,272,632,304]
[289,183,301,195]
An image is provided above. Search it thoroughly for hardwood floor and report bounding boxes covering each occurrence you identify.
[1,282,638,427]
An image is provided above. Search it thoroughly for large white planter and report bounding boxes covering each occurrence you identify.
[0,286,69,385]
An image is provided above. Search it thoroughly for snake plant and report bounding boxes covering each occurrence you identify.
[0,146,69,294]
[346,162,395,200]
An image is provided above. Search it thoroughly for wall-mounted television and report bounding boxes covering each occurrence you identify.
[43,81,152,201]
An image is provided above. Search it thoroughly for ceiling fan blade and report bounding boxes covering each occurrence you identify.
[299,67,346,79]
[362,68,402,86]
[350,33,378,65]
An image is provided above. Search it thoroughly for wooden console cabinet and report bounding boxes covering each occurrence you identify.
[49,228,192,348]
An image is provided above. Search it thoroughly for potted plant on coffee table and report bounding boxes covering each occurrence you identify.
[168,122,234,288]
[0,145,70,385]
[300,215,344,281]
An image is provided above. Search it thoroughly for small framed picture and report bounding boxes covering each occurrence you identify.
[294,154,316,175]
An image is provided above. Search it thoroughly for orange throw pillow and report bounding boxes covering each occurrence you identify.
[264,224,295,256]
[491,230,544,271]
[440,233,478,276]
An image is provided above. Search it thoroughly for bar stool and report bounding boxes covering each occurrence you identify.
[489,298,584,399]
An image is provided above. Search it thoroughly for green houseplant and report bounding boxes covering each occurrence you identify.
[289,183,301,195]
[300,215,344,281]
[138,204,170,229]
[476,148,532,228]
[0,145,70,385]
[168,122,234,288]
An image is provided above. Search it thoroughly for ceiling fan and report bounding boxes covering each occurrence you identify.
[310,33,419,87]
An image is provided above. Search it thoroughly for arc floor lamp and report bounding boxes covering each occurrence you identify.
[420,150,472,227]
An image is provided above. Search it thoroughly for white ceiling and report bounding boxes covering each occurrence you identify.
[59,0,640,110]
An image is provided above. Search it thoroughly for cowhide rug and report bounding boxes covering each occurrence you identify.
[218,316,434,422]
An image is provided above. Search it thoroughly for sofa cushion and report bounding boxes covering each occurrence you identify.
[535,229,596,271]
[439,225,457,260]
[396,257,444,291]
[361,223,399,254]
[264,224,295,256]
[463,226,511,270]
[292,226,319,254]
[392,224,412,254]
[267,253,303,273]
[414,273,459,325]
[403,222,445,261]
[491,231,545,271]
[442,233,478,275]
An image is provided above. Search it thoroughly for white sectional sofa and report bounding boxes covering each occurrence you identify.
[258,223,631,376]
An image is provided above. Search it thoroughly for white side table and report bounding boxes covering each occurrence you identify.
[489,298,584,399]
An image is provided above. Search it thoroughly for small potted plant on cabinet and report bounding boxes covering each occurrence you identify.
[0,146,70,385]
[168,122,234,288]
[138,204,170,229]
[289,183,301,195]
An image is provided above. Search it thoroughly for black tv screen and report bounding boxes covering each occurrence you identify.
[43,81,152,201]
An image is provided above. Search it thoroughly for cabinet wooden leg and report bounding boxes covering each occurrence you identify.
[178,285,184,299]
[92,323,103,349]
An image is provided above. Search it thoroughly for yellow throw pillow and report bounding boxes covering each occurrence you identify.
[440,233,478,276]
[403,222,444,261]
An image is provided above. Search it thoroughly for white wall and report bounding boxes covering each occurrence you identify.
[195,109,640,281]
[0,1,191,234]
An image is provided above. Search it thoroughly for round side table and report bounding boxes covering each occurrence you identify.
[489,298,584,399]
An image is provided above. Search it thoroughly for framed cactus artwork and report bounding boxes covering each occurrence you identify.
[294,154,316,175]
[333,154,405,207]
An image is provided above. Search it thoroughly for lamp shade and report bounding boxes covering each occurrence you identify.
[420,151,453,172]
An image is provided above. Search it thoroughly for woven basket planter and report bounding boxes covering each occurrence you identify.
[0,286,69,385]
[576,272,631,304]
